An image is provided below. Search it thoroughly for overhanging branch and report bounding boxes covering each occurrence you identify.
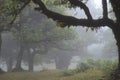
[32,0,115,28]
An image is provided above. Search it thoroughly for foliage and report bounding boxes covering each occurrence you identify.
[75,59,118,74]
[75,62,91,72]
[0,0,30,31]
[59,59,117,80]
[12,17,77,45]
[60,70,74,76]
[43,0,88,8]
[47,27,76,40]
[11,3,77,43]
[10,3,79,67]
[65,69,103,80]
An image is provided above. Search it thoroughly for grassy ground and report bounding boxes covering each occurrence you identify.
[0,69,106,80]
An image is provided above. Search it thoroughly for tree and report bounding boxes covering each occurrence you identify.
[31,0,120,67]
[11,4,77,71]
[1,0,120,78]
[1,32,18,72]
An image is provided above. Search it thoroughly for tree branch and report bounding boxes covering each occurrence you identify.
[10,0,30,25]
[32,0,115,28]
[102,0,108,19]
[0,0,30,32]
[68,0,92,20]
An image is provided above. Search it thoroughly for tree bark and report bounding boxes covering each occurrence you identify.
[112,26,120,68]
[110,0,120,69]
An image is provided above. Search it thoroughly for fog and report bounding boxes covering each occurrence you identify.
[0,0,118,72]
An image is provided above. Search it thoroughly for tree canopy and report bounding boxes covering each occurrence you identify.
[0,0,119,30]
[1,0,120,78]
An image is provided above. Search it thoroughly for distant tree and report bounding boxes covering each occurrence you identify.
[1,32,18,72]
[31,0,120,72]
[12,5,77,71]
[1,0,120,78]
[101,29,118,59]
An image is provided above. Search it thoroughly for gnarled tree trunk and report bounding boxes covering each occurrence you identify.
[112,26,120,69]
[110,0,120,68]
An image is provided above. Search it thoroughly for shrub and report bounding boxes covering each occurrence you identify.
[60,70,74,76]
[75,59,118,74]
[99,60,118,74]
[75,62,91,73]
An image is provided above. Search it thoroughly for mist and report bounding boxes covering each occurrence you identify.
[0,0,118,73]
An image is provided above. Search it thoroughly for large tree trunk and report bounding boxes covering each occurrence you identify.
[14,44,24,71]
[110,0,120,70]
[110,0,120,68]
[112,26,120,68]
[111,26,120,80]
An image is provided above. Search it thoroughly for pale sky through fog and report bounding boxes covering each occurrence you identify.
[68,0,117,56]
[93,0,102,9]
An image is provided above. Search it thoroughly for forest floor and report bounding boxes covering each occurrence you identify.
[0,69,109,80]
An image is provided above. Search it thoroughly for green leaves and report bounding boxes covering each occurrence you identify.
[47,27,75,41]
[13,26,43,43]
[3,0,22,15]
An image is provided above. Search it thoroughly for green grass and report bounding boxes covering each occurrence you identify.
[0,69,107,80]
